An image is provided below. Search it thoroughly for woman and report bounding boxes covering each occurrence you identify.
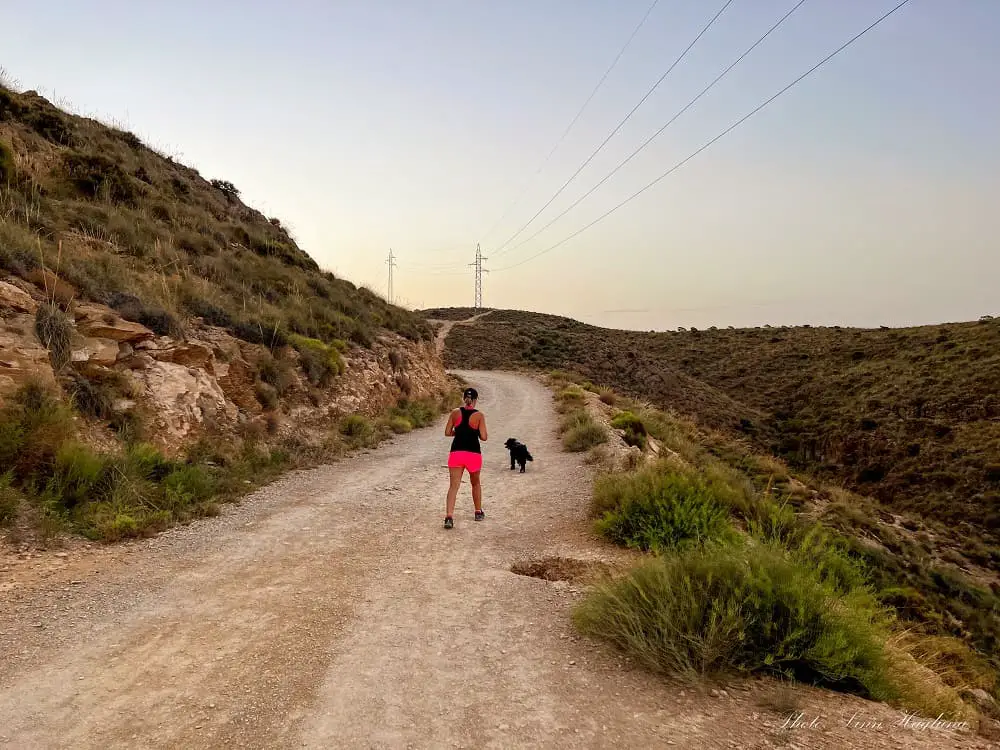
[443,387,487,529]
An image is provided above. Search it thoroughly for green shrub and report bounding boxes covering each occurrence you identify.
[80,502,140,542]
[393,398,436,428]
[745,498,801,546]
[388,416,413,434]
[257,353,296,395]
[26,108,75,145]
[35,303,73,371]
[561,410,607,452]
[120,442,173,481]
[340,414,373,439]
[66,369,120,420]
[109,409,145,444]
[558,386,585,403]
[594,468,735,552]
[64,151,141,206]
[0,382,75,478]
[108,293,183,338]
[47,441,106,509]
[611,410,647,449]
[233,317,287,348]
[161,464,217,510]
[573,542,895,700]
[288,334,344,386]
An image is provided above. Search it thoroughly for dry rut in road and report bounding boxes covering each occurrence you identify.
[1,371,996,749]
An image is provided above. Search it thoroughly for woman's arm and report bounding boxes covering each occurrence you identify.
[445,409,458,436]
[477,413,488,441]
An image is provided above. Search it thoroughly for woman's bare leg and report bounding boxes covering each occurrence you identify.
[446,466,464,518]
[469,471,482,512]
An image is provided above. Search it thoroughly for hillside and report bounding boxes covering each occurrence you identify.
[433,308,1000,711]
[0,84,452,543]
[433,308,1000,554]
[1,86,430,347]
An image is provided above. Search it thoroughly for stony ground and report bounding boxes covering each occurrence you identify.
[1,371,996,749]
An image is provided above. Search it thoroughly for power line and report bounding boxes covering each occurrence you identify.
[478,0,661,246]
[491,0,914,274]
[492,0,811,261]
[397,266,470,277]
[491,0,736,255]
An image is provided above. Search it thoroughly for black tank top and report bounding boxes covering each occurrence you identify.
[450,407,481,454]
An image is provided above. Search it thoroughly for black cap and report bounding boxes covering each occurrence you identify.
[463,387,478,400]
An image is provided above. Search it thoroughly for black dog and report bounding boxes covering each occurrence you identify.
[504,438,533,472]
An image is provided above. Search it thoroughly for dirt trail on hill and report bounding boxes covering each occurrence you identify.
[0,372,996,749]
[428,310,493,357]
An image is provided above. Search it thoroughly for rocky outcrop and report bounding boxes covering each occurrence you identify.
[142,360,237,441]
[71,337,120,366]
[0,319,55,397]
[1,274,451,452]
[0,280,56,397]
[73,304,154,343]
[0,282,37,315]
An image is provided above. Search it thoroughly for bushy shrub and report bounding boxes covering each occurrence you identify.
[161,464,217,511]
[561,410,607,452]
[573,542,895,700]
[339,414,373,439]
[64,152,140,205]
[559,386,585,403]
[35,303,73,371]
[593,468,735,552]
[611,410,647,449]
[24,105,75,144]
[387,416,413,434]
[46,441,106,509]
[184,295,233,328]
[66,369,120,420]
[288,334,344,386]
[233,317,287,349]
[210,179,240,199]
[392,397,437,428]
[257,353,296,395]
[108,292,183,338]
[0,382,75,478]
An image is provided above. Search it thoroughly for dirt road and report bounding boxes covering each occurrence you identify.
[1,372,996,749]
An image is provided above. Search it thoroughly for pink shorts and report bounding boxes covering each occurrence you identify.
[448,451,482,473]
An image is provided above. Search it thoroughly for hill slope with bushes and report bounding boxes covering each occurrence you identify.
[0,84,452,544]
[1,85,430,346]
[432,307,1000,570]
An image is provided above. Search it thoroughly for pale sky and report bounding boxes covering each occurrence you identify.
[4,1,998,330]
